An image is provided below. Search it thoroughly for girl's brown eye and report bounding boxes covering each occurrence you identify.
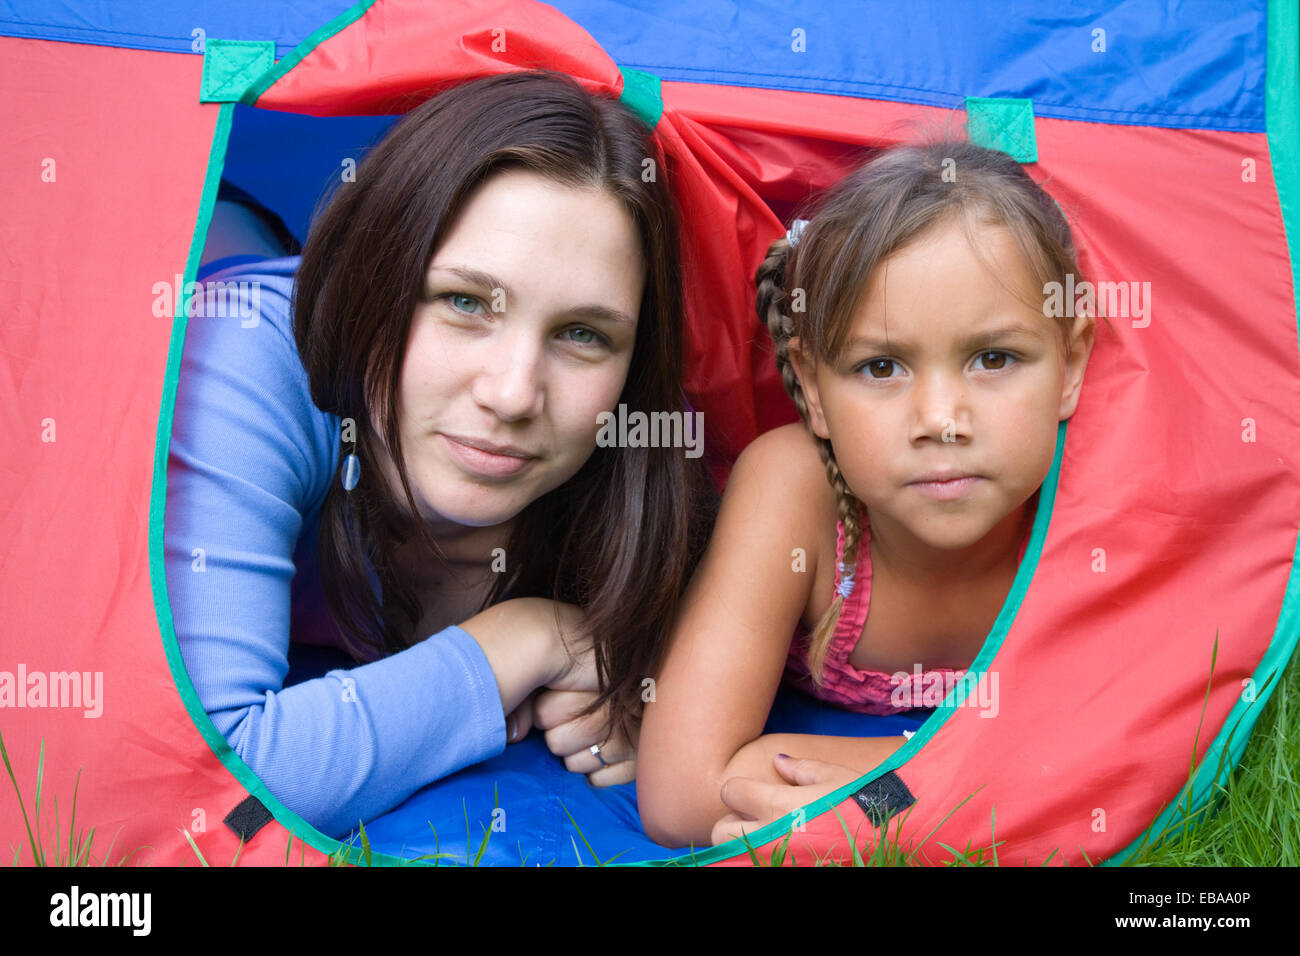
[865,359,897,378]
[977,350,1016,371]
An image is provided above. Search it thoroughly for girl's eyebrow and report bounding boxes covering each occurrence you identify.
[847,323,1044,354]
[428,265,636,325]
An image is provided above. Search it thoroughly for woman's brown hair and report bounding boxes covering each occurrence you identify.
[294,70,715,740]
[757,138,1102,682]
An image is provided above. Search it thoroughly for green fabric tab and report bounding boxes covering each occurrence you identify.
[618,67,663,129]
[965,96,1038,163]
[201,39,275,103]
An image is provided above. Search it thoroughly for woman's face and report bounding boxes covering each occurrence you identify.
[375,168,645,531]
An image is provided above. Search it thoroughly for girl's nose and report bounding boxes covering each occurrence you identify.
[911,371,971,443]
[471,329,545,422]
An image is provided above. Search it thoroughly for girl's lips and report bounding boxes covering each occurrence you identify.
[909,475,983,501]
[440,434,537,479]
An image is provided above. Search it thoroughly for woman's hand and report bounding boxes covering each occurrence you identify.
[504,689,538,744]
[533,689,638,787]
[710,754,866,847]
[458,597,589,720]
[534,606,639,785]
[461,597,636,784]
[461,597,637,783]
[539,600,595,690]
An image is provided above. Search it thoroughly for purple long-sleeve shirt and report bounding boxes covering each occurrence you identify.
[164,256,506,837]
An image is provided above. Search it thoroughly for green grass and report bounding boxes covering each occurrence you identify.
[1117,643,1297,866]
[0,732,144,866]
[4,634,1297,867]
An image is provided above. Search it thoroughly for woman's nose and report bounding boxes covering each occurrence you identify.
[471,329,545,422]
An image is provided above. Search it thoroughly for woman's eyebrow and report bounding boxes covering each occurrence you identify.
[429,265,635,324]
[566,304,636,326]
[429,265,510,296]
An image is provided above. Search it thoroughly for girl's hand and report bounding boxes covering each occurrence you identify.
[710,754,865,847]
[533,689,638,787]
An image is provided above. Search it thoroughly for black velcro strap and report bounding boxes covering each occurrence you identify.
[223,795,274,841]
[851,771,915,826]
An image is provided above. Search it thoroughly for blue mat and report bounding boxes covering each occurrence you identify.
[346,681,928,866]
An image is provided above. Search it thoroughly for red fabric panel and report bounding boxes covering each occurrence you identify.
[0,37,324,866]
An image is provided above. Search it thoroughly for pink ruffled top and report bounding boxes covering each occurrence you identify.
[784,505,1031,714]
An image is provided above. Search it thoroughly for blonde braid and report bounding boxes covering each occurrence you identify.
[756,236,864,685]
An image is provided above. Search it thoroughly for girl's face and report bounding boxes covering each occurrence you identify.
[374,168,644,532]
[791,216,1092,560]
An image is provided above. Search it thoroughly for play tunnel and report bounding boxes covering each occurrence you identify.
[1,0,1298,866]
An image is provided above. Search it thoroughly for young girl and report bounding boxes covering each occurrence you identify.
[638,139,1096,849]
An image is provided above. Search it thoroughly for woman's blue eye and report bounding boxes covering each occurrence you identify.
[563,327,603,347]
[447,293,483,314]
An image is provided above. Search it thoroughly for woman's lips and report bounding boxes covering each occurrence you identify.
[909,475,983,501]
[440,434,538,479]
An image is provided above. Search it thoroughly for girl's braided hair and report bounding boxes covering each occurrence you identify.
[757,138,1098,683]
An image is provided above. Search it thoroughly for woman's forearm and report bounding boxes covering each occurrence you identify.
[209,625,507,837]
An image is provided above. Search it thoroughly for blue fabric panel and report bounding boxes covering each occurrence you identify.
[548,0,1266,131]
[220,104,398,244]
[0,0,358,59]
[354,688,929,866]
[0,1,1265,131]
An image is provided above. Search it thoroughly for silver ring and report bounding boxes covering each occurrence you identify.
[589,743,609,767]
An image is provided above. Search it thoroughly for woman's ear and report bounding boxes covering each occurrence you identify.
[787,337,831,440]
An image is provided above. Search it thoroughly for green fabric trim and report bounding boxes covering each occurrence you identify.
[240,0,378,105]
[200,39,275,103]
[618,67,663,128]
[150,108,413,868]
[1104,0,1300,868]
[627,421,1069,866]
[965,96,1038,163]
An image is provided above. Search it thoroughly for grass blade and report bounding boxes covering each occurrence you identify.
[179,828,209,866]
[34,741,46,865]
[0,727,40,866]
[559,802,603,867]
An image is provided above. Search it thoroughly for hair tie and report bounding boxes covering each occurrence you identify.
[786,218,810,248]
[836,560,855,599]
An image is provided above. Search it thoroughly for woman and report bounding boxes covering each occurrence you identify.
[166,70,714,838]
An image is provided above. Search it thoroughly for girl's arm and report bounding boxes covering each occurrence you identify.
[637,424,839,848]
